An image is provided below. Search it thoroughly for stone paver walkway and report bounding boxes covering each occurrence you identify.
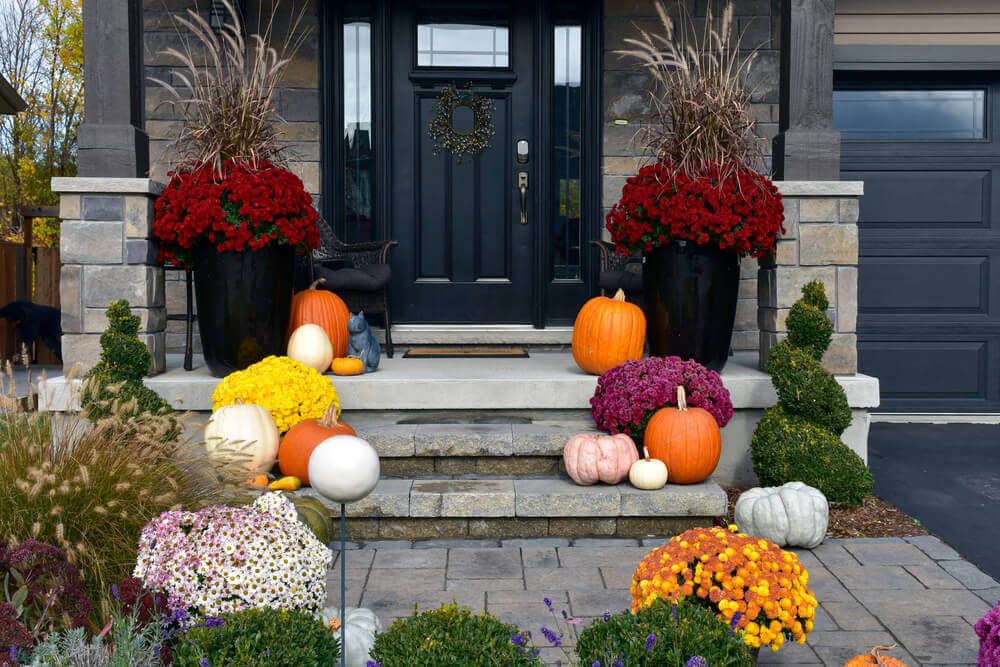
[325,535,995,666]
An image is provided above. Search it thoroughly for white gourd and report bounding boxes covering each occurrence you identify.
[734,481,829,548]
[628,447,669,490]
[320,606,380,667]
[287,323,334,373]
[204,402,280,476]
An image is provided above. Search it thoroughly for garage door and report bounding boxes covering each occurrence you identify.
[836,77,1000,412]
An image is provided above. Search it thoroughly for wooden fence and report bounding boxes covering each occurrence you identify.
[0,242,61,365]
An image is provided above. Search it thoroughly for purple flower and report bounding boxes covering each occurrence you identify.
[543,597,553,611]
[199,659,209,667]
[686,657,708,667]
[540,625,561,647]
[111,583,120,601]
[976,601,1000,666]
[510,633,526,646]
[203,616,225,628]
[612,655,625,667]
[365,662,382,667]
[671,605,678,623]
[591,357,734,441]
[591,662,601,667]
[730,610,743,635]
[644,633,657,651]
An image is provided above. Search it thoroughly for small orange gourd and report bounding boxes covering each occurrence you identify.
[643,385,721,484]
[277,403,356,485]
[289,279,350,358]
[246,474,270,488]
[571,289,646,375]
[842,645,908,667]
[331,356,365,376]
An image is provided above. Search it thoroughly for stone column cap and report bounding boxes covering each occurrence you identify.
[51,177,165,196]
[775,181,864,197]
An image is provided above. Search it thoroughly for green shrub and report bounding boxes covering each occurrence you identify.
[80,300,176,436]
[751,406,873,506]
[369,603,543,667]
[767,341,851,435]
[800,279,829,311]
[576,598,753,667]
[172,608,338,667]
[786,299,832,361]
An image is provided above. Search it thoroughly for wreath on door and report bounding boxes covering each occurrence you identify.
[428,83,495,160]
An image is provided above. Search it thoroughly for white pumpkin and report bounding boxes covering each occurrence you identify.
[288,323,334,373]
[204,402,280,476]
[320,606,380,667]
[629,447,668,490]
[307,435,380,503]
[734,481,829,548]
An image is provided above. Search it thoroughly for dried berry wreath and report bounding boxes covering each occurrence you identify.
[428,83,495,160]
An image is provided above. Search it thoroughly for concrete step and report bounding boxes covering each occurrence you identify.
[295,476,727,541]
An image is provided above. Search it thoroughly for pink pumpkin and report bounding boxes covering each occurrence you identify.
[563,433,639,486]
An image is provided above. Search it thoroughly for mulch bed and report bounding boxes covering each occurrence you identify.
[720,486,928,539]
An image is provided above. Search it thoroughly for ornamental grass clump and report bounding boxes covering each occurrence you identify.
[577,598,754,667]
[134,493,331,622]
[369,604,543,667]
[591,356,733,444]
[211,355,339,433]
[171,607,339,667]
[0,386,215,620]
[631,525,818,652]
[751,281,873,506]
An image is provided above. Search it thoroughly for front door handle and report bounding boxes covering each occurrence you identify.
[517,171,528,225]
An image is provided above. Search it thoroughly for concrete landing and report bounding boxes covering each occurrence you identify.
[39,351,880,412]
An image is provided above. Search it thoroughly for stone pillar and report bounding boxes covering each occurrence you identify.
[77,0,148,177]
[52,178,165,374]
[772,0,840,180]
[758,181,863,375]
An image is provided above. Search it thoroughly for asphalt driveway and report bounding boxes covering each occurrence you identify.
[869,422,1000,580]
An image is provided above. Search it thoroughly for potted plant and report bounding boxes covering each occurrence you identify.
[606,2,784,370]
[151,2,317,376]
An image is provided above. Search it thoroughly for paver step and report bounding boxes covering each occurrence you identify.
[296,476,726,540]
[357,421,596,458]
[298,476,727,519]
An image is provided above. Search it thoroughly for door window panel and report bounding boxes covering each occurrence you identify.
[344,21,374,242]
[553,25,582,280]
[833,89,986,140]
[417,23,509,67]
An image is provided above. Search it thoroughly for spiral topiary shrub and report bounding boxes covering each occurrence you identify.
[751,406,872,507]
[786,280,832,361]
[576,598,753,666]
[80,300,175,434]
[369,604,542,666]
[767,341,851,435]
[751,282,872,507]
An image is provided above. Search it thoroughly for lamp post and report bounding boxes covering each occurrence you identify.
[308,434,381,667]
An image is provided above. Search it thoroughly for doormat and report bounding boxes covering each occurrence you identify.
[403,346,529,359]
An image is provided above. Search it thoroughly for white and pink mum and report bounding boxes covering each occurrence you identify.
[134,492,331,621]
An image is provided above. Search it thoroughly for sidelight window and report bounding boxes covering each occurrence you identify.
[553,25,582,280]
[344,21,374,242]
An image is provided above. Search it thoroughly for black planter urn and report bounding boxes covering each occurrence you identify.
[642,241,740,371]
[191,244,295,377]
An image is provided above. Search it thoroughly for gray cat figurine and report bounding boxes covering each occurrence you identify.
[346,311,380,373]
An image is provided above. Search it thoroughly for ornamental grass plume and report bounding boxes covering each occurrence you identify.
[630,525,818,652]
[0,370,217,621]
[591,356,733,444]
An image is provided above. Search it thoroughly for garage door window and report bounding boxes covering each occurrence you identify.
[834,89,985,140]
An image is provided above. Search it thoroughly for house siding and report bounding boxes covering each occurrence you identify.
[835,0,1000,46]
[143,0,778,354]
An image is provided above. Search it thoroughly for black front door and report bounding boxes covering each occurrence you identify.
[389,2,536,322]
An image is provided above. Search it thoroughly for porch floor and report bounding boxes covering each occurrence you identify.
[38,351,880,412]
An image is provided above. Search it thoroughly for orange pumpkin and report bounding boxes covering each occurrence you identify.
[277,403,356,484]
[644,385,721,484]
[843,646,908,667]
[331,356,365,376]
[289,279,350,358]
[572,289,645,375]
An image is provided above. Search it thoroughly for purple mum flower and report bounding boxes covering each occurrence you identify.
[591,357,733,442]
[976,601,1000,666]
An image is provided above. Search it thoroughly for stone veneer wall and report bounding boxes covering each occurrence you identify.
[603,0,779,352]
[143,1,319,354]
[52,178,166,373]
[761,182,863,375]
